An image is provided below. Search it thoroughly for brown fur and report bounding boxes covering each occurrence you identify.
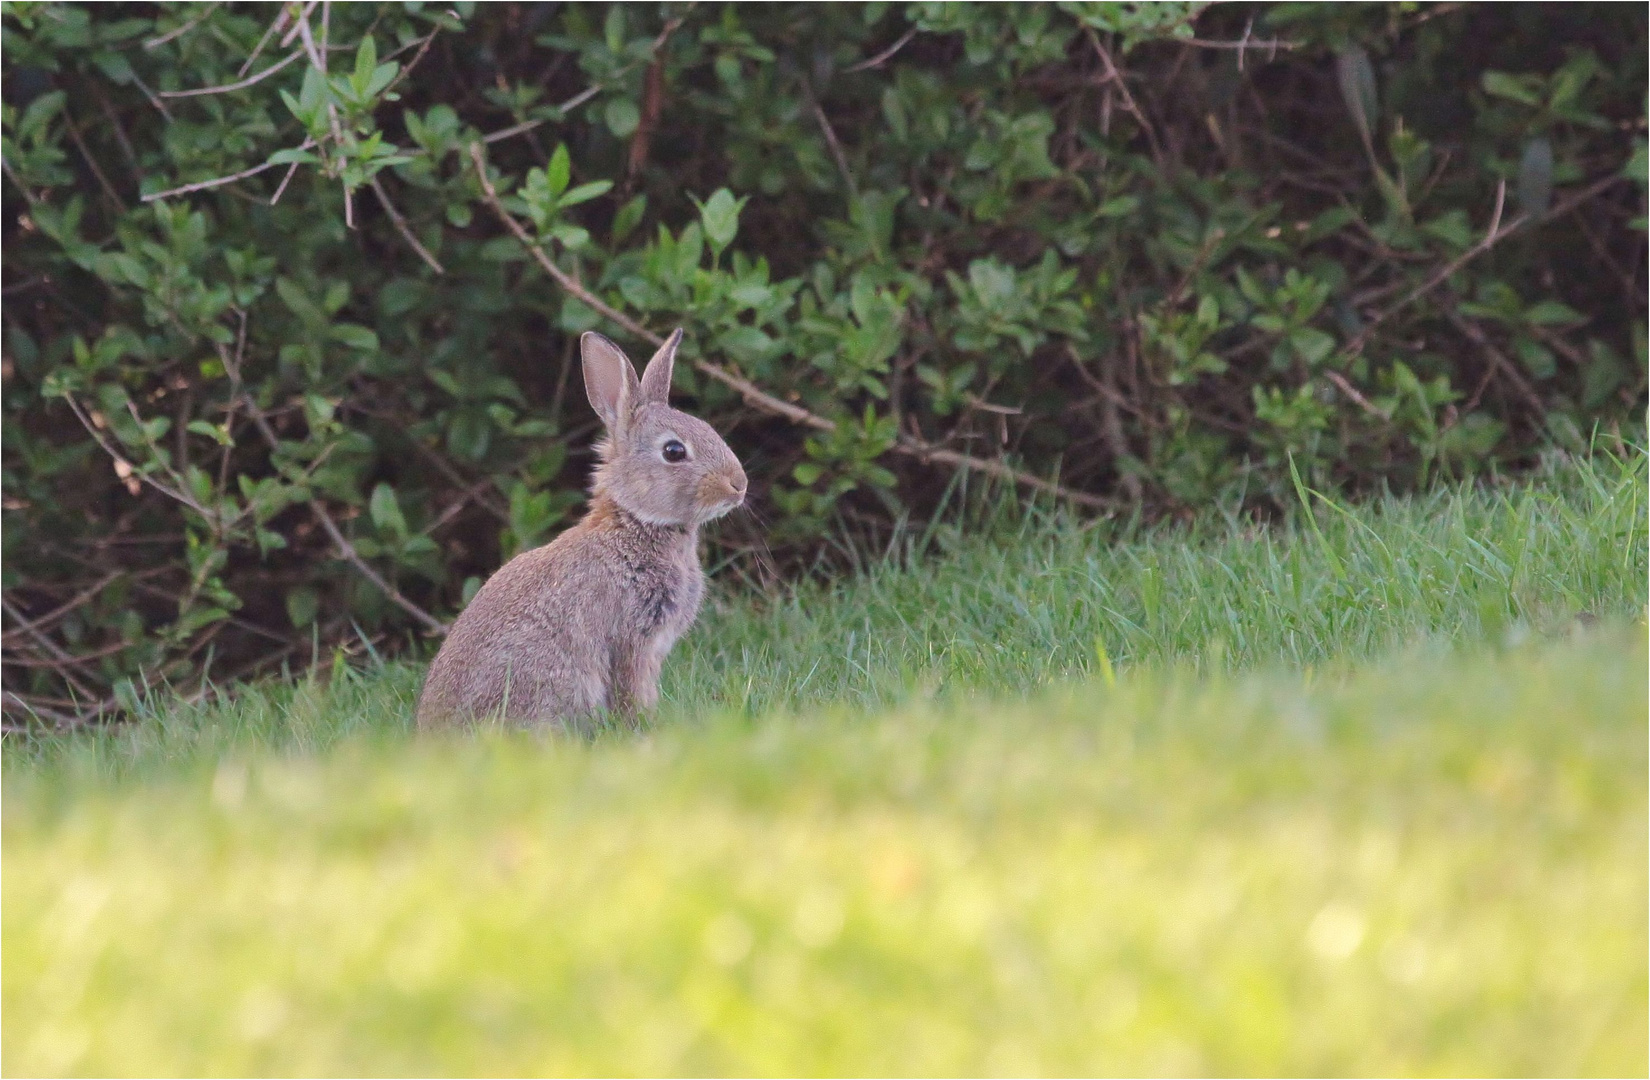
[416,329,746,729]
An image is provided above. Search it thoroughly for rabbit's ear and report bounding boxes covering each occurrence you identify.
[637,327,682,407]
[582,331,639,431]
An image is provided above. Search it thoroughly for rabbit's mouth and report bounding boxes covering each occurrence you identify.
[698,476,747,522]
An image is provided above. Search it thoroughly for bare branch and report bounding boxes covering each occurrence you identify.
[144,3,219,50]
[1177,36,1300,52]
[293,1,352,226]
[239,5,292,77]
[2,690,85,729]
[280,1,320,48]
[381,26,442,98]
[270,159,302,205]
[1,597,104,703]
[141,156,281,202]
[847,26,918,72]
[369,175,445,273]
[1444,308,1547,417]
[128,71,174,122]
[483,12,690,148]
[898,438,1115,510]
[1,573,125,647]
[2,155,40,207]
[1322,369,1391,421]
[160,49,303,99]
[1068,344,1141,501]
[802,76,859,201]
[1087,30,1163,167]
[63,109,126,210]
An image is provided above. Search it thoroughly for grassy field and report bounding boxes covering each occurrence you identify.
[4,453,1646,1075]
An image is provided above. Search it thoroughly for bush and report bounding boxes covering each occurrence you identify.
[2,1,1645,721]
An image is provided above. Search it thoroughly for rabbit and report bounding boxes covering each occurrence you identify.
[416,327,747,729]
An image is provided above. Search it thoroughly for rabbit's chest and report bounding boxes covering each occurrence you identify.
[623,558,703,638]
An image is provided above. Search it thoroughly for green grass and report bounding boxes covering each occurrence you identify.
[4,453,1646,1075]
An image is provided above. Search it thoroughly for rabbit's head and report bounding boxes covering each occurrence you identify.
[582,329,747,527]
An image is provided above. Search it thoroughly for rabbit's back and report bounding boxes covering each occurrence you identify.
[416,514,702,728]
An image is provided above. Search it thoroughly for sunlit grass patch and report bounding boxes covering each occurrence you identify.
[4,631,1645,1075]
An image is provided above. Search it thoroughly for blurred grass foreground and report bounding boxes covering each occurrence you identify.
[4,453,1647,1075]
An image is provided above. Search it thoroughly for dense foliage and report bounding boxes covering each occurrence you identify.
[2,1,1645,721]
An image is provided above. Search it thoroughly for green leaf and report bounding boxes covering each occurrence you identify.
[1513,337,1557,379]
[559,180,612,208]
[612,194,647,241]
[546,143,570,199]
[1290,327,1336,367]
[331,324,380,352]
[187,420,233,446]
[369,482,407,537]
[696,188,748,253]
[1335,47,1378,147]
[1481,71,1541,106]
[15,90,65,143]
[285,586,320,629]
[266,147,320,167]
[366,62,399,100]
[1517,137,1554,218]
[1095,195,1140,218]
[604,98,640,139]
[1522,300,1583,326]
[354,34,378,90]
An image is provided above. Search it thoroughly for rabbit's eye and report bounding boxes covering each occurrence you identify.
[661,439,688,463]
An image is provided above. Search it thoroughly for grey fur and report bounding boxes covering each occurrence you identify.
[416,328,746,729]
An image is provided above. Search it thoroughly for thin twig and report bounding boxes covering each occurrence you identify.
[1444,308,1547,417]
[1,597,103,702]
[90,82,142,177]
[469,142,1112,512]
[802,76,858,201]
[380,25,442,97]
[847,25,918,72]
[1178,35,1300,52]
[160,49,303,99]
[1,690,94,730]
[898,438,1114,510]
[270,160,302,205]
[62,110,126,210]
[469,143,830,430]
[1087,30,1163,167]
[1322,369,1391,421]
[144,3,220,50]
[369,175,444,273]
[1343,180,1507,356]
[2,155,40,207]
[280,1,320,48]
[1069,344,1141,501]
[129,71,174,122]
[141,157,281,201]
[0,572,123,646]
[239,5,292,76]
